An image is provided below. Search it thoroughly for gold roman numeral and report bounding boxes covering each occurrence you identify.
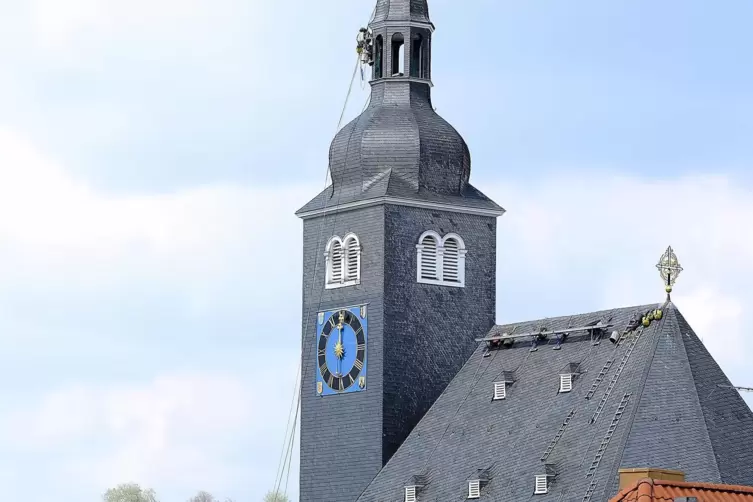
[353,358,364,370]
[357,343,366,352]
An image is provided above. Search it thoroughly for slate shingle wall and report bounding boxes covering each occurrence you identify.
[382,204,497,463]
[299,206,386,502]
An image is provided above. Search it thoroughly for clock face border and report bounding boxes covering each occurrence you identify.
[315,304,368,397]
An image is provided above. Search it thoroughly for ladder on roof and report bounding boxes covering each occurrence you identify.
[581,477,598,502]
[540,408,576,461]
[582,393,632,502]
[585,359,613,400]
[586,393,631,477]
[589,327,643,424]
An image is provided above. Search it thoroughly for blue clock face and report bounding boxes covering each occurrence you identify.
[315,305,368,396]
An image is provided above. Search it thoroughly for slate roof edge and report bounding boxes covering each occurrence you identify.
[673,303,726,482]
[669,302,722,483]
[600,300,671,500]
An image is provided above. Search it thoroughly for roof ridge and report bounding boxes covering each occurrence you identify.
[494,303,659,329]
[653,478,753,493]
[666,305,724,482]
[599,310,668,500]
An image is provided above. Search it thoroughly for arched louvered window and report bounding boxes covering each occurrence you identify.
[416,231,466,287]
[418,233,439,281]
[325,234,360,289]
[443,237,460,283]
[344,234,361,282]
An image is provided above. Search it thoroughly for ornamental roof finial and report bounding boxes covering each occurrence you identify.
[656,246,683,302]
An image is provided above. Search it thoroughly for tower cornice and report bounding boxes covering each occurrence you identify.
[296,196,506,220]
[368,19,435,31]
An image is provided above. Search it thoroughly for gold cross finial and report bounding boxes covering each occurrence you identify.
[656,246,683,301]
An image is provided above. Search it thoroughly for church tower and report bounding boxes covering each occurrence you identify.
[296,1,504,501]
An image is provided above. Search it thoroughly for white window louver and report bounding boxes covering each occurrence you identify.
[443,238,460,282]
[534,475,548,494]
[493,381,506,400]
[345,237,359,282]
[330,240,344,284]
[404,485,417,502]
[468,480,481,499]
[420,235,439,280]
[559,374,573,393]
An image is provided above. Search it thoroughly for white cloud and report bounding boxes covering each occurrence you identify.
[0,372,269,495]
[0,128,313,292]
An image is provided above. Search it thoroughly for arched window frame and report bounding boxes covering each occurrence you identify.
[410,32,424,78]
[325,233,361,289]
[391,32,405,77]
[373,35,383,79]
[416,231,466,287]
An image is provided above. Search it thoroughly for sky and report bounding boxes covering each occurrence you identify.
[0,0,752,501]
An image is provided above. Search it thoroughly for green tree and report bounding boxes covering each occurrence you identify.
[263,491,290,502]
[102,483,159,502]
[188,492,216,502]
[187,492,234,502]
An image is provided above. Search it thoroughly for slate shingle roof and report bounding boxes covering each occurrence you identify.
[356,302,753,502]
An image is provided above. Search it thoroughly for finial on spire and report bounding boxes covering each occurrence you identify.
[656,246,683,302]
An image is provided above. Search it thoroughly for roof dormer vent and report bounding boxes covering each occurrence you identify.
[493,371,515,400]
[467,469,490,499]
[404,474,427,502]
[559,363,581,393]
[534,464,557,494]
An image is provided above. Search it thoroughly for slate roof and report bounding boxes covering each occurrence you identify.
[356,302,753,502]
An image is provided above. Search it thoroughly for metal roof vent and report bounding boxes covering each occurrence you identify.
[493,381,506,400]
[535,465,557,494]
[404,474,427,502]
[534,474,548,494]
[559,363,581,393]
[404,485,417,502]
[559,374,573,393]
[467,480,481,499]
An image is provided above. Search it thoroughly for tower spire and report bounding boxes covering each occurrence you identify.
[371,0,431,25]
[365,0,433,82]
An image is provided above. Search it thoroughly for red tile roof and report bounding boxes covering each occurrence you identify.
[611,478,753,501]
